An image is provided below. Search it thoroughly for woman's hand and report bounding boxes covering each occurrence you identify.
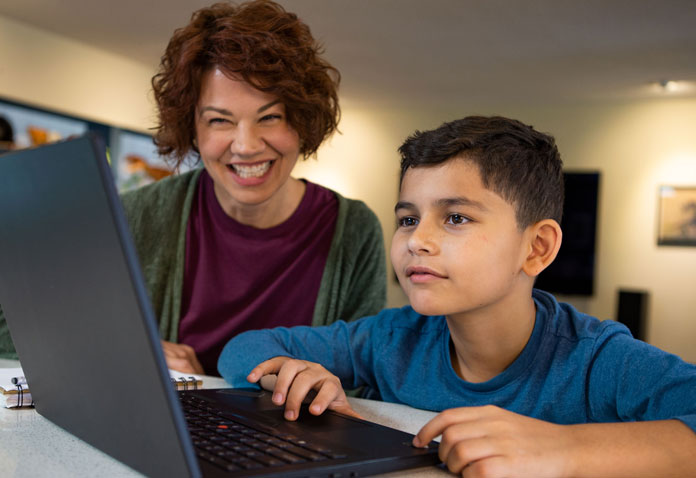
[161,340,205,375]
[413,405,571,478]
[247,356,362,421]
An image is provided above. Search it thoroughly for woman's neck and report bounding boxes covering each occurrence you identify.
[214,177,306,229]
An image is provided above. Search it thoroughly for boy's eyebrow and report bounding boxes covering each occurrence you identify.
[395,197,488,213]
[394,201,415,213]
[436,197,489,211]
[198,100,281,118]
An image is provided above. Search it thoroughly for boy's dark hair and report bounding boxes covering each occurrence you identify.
[398,116,564,229]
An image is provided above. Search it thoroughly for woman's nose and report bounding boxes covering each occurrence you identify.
[230,124,264,156]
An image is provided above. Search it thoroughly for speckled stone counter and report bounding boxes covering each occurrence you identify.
[0,359,449,477]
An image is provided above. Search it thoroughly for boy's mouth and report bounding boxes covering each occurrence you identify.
[405,266,446,279]
[227,160,274,179]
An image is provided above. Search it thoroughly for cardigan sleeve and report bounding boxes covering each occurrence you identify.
[118,169,201,340]
[311,195,387,327]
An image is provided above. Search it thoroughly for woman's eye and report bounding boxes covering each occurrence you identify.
[208,117,227,125]
[398,216,418,227]
[260,114,282,122]
[447,214,469,225]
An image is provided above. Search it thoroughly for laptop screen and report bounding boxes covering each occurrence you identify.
[0,135,200,477]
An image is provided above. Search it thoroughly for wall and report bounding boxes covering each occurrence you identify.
[0,15,155,132]
[2,13,694,362]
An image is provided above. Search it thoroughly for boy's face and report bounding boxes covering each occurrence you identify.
[391,157,532,318]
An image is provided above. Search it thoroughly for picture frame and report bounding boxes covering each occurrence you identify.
[1,97,196,193]
[657,186,696,246]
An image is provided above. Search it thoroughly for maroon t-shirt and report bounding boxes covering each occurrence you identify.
[178,171,338,374]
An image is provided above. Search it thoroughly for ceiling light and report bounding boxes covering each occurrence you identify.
[658,79,679,92]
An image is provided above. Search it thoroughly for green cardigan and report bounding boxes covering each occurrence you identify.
[0,169,387,357]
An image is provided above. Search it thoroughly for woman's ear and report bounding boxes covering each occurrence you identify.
[522,219,562,277]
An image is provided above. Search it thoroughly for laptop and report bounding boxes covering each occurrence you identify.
[0,135,440,478]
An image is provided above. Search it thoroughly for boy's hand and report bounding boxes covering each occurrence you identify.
[161,340,205,375]
[414,405,571,478]
[247,356,362,422]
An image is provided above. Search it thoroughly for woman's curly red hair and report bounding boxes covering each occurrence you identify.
[151,0,340,167]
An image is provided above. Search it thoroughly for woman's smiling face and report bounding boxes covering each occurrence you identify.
[195,68,302,220]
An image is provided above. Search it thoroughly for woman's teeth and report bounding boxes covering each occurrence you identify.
[229,161,272,178]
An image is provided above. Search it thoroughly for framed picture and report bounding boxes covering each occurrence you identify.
[657,186,696,246]
[1,97,197,193]
[0,100,88,149]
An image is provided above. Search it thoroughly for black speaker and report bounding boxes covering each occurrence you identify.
[616,289,649,341]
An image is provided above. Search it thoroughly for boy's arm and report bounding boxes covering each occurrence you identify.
[414,406,696,477]
[217,317,379,390]
[217,318,384,421]
[414,328,696,477]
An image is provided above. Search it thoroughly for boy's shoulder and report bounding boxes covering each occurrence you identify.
[533,289,632,344]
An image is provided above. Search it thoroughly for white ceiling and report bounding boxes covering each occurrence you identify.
[1,0,695,108]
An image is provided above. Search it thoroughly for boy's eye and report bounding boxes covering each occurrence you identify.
[446,214,469,225]
[398,216,418,227]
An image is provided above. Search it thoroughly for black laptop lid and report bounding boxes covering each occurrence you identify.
[0,136,200,478]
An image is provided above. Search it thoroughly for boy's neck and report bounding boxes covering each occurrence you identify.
[446,291,537,384]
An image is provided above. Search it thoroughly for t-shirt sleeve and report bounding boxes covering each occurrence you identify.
[217,314,383,390]
[587,324,696,434]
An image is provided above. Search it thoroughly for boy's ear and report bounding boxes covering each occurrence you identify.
[522,219,562,277]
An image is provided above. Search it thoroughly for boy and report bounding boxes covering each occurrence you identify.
[218,116,696,477]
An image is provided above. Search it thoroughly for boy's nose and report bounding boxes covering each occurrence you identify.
[229,124,265,156]
[407,222,438,255]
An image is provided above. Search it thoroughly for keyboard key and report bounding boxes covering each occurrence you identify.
[284,444,328,462]
[182,395,345,471]
[266,448,308,464]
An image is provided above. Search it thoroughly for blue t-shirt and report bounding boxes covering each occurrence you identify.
[218,290,696,433]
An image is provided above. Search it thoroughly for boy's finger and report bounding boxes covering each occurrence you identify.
[414,414,449,447]
[414,408,473,447]
[442,436,499,475]
[273,360,310,410]
[258,374,277,391]
[247,356,290,383]
[328,402,364,420]
[308,380,343,415]
[283,370,319,420]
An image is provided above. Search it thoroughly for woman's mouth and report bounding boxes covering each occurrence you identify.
[227,160,273,179]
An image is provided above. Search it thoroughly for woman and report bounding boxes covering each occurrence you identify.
[120,0,386,375]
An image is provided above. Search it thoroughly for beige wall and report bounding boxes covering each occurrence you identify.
[0,15,155,131]
[2,14,695,362]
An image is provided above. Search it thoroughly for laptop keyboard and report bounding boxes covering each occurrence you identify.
[180,394,347,473]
